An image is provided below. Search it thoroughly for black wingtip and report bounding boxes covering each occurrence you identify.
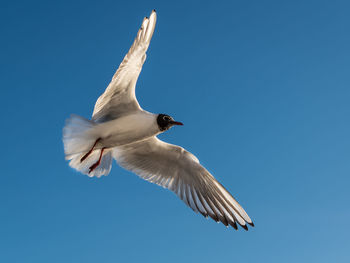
[241,224,248,231]
[222,220,229,227]
[153,9,156,13]
[230,221,238,230]
[248,222,255,227]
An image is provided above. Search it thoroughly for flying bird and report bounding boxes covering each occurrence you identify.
[63,10,254,230]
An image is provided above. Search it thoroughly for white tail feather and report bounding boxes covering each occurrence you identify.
[63,114,112,177]
[68,150,112,177]
[63,114,95,158]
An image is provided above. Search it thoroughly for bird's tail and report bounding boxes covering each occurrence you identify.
[63,114,112,177]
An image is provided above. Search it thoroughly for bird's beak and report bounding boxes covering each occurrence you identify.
[170,120,183,126]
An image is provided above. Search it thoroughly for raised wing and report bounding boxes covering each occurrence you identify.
[113,137,254,230]
[92,10,157,122]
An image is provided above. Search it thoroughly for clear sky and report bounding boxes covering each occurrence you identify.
[1,0,350,262]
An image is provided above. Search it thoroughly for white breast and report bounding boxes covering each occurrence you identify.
[91,111,159,148]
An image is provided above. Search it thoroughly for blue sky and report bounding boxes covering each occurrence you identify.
[1,0,350,262]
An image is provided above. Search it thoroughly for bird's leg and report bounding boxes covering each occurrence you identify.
[80,138,101,162]
[88,147,106,174]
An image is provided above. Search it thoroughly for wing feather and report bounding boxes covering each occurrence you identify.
[92,10,157,122]
[113,137,253,230]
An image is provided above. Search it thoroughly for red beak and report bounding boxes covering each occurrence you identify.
[170,121,183,126]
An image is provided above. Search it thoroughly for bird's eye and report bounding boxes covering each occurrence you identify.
[163,116,171,121]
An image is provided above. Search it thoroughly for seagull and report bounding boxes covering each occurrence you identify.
[63,10,254,230]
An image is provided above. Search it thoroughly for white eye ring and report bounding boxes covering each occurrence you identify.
[163,116,171,121]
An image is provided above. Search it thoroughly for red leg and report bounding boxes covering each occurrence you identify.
[80,138,101,162]
[88,147,106,174]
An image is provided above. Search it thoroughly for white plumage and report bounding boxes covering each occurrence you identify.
[63,10,254,230]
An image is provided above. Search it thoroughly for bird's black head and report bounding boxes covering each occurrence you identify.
[157,114,183,131]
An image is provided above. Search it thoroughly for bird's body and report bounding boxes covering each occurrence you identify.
[90,111,159,149]
[63,10,254,230]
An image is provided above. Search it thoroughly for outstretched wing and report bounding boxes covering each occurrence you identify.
[92,10,157,122]
[113,137,254,230]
